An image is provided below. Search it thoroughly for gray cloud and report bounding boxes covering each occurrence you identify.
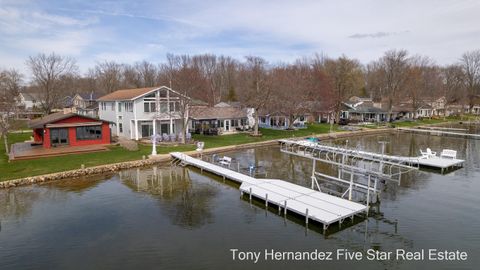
[348,31,409,39]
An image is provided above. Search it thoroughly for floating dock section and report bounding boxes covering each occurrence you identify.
[398,127,480,140]
[279,139,465,173]
[170,152,367,230]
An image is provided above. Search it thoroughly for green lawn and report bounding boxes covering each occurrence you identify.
[9,119,30,130]
[0,123,337,181]
[390,116,468,128]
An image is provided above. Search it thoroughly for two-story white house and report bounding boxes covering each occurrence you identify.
[98,86,187,140]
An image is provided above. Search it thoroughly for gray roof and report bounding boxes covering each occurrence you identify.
[190,106,247,120]
[77,92,100,100]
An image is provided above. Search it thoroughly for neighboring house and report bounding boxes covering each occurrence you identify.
[71,92,100,117]
[341,98,387,122]
[416,104,433,117]
[391,103,415,120]
[98,86,187,140]
[470,96,480,115]
[189,105,249,135]
[28,111,111,148]
[17,92,43,110]
[258,111,308,129]
[472,105,480,115]
[428,96,447,116]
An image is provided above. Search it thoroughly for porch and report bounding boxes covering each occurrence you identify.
[9,142,109,161]
[131,119,183,140]
[258,115,307,129]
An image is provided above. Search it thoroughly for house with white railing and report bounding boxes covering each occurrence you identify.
[98,86,187,140]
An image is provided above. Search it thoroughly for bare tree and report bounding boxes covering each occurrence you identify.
[270,63,310,129]
[26,53,78,114]
[193,54,220,105]
[135,60,158,87]
[459,50,480,110]
[238,56,272,136]
[324,55,364,123]
[159,54,208,144]
[405,56,440,117]
[375,50,410,121]
[94,61,123,94]
[0,69,23,154]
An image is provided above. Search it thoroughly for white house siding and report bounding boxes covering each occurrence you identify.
[98,87,186,140]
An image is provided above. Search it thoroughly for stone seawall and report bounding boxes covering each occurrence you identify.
[1,128,393,189]
[0,156,170,189]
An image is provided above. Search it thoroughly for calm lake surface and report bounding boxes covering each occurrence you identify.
[1,131,479,270]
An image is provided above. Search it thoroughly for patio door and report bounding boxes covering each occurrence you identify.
[50,128,69,146]
[141,123,153,138]
[224,120,230,131]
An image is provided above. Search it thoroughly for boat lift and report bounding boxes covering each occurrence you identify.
[279,139,419,208]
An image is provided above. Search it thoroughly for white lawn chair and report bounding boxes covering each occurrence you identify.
[186,132,192,142]
[420,148,436,159]
[162,133,169,141]
[440,149,457,159]
[219,156,232,167]
[169,133,177,141]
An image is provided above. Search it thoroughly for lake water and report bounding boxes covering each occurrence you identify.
[0,131,479,270]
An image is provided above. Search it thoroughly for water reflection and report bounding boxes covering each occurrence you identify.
[120,166,218,228]
[0,131,479,270]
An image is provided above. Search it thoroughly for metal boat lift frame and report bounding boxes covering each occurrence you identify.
[279,139,419,209]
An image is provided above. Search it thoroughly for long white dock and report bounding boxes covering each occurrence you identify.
[399,127,480,140]
[170,152,367,230]
[279,139,465,173]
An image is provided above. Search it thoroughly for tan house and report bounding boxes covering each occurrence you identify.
[189,105,249,135]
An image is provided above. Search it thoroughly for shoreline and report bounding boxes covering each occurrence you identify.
[0,128,391,189]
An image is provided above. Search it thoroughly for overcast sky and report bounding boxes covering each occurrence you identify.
[1,0,479,74]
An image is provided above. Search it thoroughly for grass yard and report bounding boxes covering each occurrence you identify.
[0,123,336,181]
[3,115,474,181]
[390,115,473,127]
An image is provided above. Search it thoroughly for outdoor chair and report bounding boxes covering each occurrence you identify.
[420,148,436,159]
[219,156,232,167]
[169,133,177,141]
[162,133,169,142]
[186,132,192,141]
[440,149,457,159]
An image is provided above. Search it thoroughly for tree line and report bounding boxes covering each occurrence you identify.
[1,49,480,127]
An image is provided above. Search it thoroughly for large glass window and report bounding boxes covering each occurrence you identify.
[125,102,133,112]
[144,102,156,112]
[76,126,102,140]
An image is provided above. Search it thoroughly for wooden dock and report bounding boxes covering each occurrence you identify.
[398,127,480,140]
[170,152,367,230]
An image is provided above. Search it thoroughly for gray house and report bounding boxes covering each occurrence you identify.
[98,86,187,140]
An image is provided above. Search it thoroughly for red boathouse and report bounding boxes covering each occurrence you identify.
[28,111,112,148]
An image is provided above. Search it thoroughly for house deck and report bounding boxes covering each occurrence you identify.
[9,142,109,161]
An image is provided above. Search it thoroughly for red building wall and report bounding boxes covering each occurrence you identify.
[41,115,111,148]
[66,122,111,147]
[44,128,51,148]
